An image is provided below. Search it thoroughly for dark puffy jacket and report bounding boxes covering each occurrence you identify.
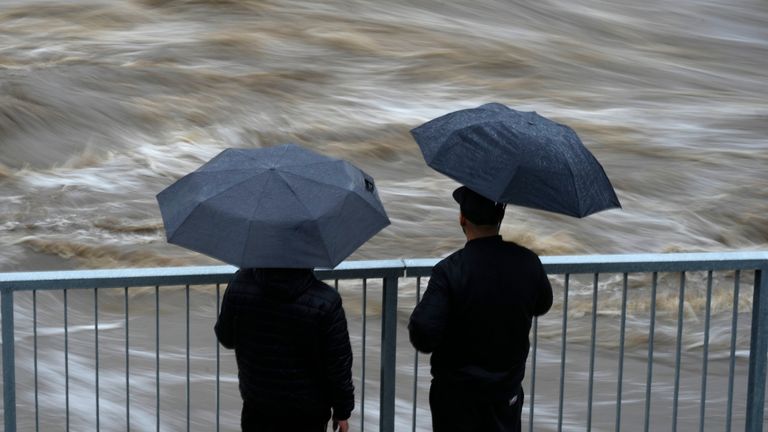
[215,268,354,421]
[409,235,553,395]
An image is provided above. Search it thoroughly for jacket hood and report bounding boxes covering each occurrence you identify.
[249,268,316,301]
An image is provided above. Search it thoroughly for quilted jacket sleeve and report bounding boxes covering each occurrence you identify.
[324,297,355,420]
[408,263,452,354]
[214,282,236,349]
[533,257,553,316]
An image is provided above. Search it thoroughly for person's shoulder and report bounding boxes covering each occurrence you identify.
[432,248,465,281]
[232,268,254,282]
[303,278,342,308]
[437,248,465,268]
[501,240,543,262]
[226,269,256,291]
[222,269,261,304]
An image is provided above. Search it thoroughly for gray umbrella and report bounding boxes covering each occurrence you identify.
[156,144,390,268]
[411,103,621,217]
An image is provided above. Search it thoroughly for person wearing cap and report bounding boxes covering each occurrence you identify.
[408,186,553,432]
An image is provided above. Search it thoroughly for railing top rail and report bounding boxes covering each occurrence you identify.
[0,259,406,291]
[542,250,768,273]
[405,250,768,276]
[1,251,766,291]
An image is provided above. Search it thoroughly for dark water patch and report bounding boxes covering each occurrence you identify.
[302,18,532,68]
[227,70,332,97]
[135,0,267,14]
[298,123,417,160]
[0,3,145,30]
[199,31,266,56]
[139,0,240,5]
[0,67,156,169]
[500,227,579,256]
[93,218,164,234]
[19,237,191,268]
[556,120,643,151]
[0,162,12,178]
[707,114,768,138]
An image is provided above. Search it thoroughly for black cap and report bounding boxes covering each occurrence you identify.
[452,186,505,226]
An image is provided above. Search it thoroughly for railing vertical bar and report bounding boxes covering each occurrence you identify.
[361,278,367,432]
[379,276,398,432]
[587,273,599,432]
[412,276,422,432]
[699,271,713,432]
[335,279,339,292]
[672,271,686,432]
[95,288,100,432]
[1,287,17,432]
[34,290,39,432]
[186,284,190,432]
[746,267,768,431]
[65,288,70,432]
[616,273,628,432]
[125,287,130,432]
[725,270,740,432]
[557,273,570,432]
[216,284,221,432]
[643,272,658,432]
[156,285,160,432]
[529,315,539,432]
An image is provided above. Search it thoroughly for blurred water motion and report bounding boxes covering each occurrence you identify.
[1,0,767,272]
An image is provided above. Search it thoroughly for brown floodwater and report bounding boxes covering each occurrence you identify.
[1,0,766,430]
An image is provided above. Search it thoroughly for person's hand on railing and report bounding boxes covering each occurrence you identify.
[332,419,349,432]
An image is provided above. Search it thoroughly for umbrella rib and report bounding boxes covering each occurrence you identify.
[239,173,275,268]
[275,172,335,266]
[280,168,388,231]
[278,165,357,197]
[234,145,291,169]
[277,159,339,169]
[238,146,335,170]
[191,167,264,175]
[272,159,348,176]
[166,172,269,244]
[442,120,504,149]
[563,148,583,217]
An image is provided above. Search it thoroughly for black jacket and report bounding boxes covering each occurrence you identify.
[409,235,552,394]
[215,268,354,421]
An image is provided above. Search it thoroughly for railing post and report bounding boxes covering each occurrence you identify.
[380,275,398,432]
[746,267,768,431]
[746,267,768,432]
[2,287,16,432]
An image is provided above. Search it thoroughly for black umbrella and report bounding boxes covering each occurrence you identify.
[156,144,390,268]
[411,102,621,217]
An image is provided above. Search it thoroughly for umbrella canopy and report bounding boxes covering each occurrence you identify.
[411,103,621,217]
[156,144,390,268]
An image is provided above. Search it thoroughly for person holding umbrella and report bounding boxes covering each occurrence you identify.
[408,103,620,431]
[156,144,391,432]
[409,186,553,432]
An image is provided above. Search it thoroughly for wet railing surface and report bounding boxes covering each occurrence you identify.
[1,251,767,431]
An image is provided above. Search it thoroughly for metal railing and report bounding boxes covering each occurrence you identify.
[1,251,767,431]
